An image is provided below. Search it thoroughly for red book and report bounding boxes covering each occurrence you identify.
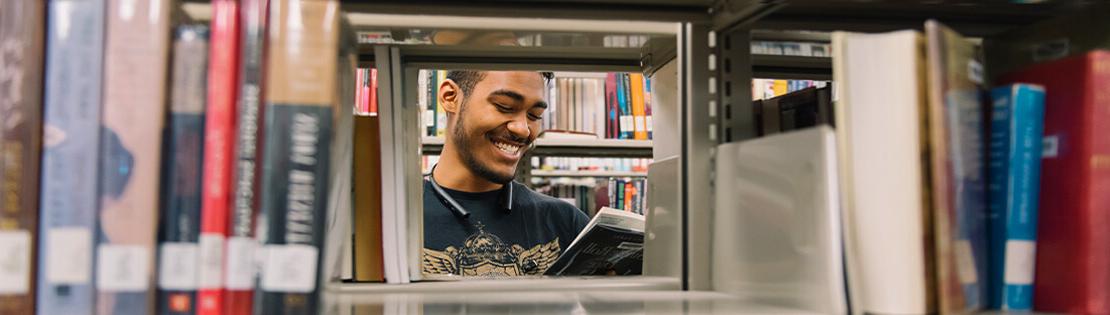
[605,73,618,139]
[369,68,378,114]
[999,50,1110,314]
[198,0,241,314]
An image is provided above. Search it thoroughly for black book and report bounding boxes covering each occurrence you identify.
[156,24,209,315]
[544,208,644,276]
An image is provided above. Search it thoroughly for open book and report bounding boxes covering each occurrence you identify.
[544,207,645,276]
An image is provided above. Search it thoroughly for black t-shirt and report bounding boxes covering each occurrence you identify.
[422,180,590,277]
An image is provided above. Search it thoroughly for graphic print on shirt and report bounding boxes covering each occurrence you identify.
[422,224,561,277]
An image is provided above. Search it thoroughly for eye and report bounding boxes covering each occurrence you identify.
[527,113,542,121]
[494,104,512,112]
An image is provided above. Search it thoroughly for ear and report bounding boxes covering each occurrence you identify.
[439,79,462,115]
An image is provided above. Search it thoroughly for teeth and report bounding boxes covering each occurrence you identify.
[493,141,521,154]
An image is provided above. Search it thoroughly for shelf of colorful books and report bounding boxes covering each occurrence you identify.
[421,137,653,158]
[530,169,647,178]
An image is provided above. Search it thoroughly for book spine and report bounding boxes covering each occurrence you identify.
[644,76,652,139]
[369,69,378,114]
[435,70,447,137]
[226,0,267,314]
[422,70,433,136]
[605,73,617,139]
[257,1,339,313]
[352,115,384,282]
[1082,52,1110,314]
[619,74,633,139]
[196,1,242,314]
[156,24,210,315]
[36,1,104,314]
[630,73,647,140]
[987,85,1045,311]
[0,1,44,313]
[96,1,172,314]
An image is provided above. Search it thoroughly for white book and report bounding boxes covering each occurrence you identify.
[832,30,932,315]
[713,127,846,314]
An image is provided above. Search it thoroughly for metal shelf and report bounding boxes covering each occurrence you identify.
[422,137,653,158]
[751,54,832,81]
[531,169,647,178]
[327,276,678,294]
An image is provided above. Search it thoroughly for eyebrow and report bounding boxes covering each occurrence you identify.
[488,89,548,109]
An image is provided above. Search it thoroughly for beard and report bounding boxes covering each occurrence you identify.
[450,108,519,185]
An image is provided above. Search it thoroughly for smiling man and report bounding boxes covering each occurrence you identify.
[422,70,590,277]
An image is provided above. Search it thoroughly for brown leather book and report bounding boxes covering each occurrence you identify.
[0,1,44,314]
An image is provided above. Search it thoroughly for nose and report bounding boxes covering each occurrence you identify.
[506,116,531,140]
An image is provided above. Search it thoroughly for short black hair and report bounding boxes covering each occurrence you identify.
[446,70,554,102]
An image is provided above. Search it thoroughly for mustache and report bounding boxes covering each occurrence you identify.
[489,129,533,146]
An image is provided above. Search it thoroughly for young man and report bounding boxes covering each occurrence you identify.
[422,70,590,277]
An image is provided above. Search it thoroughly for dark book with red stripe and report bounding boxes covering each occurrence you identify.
[999,50,1110,314]
[197,0,241,314]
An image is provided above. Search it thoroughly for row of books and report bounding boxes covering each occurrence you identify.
[0,1,356,314]
[753,86,834,136]
[544,73,653,140]
[819,21,1106,314]
[751,78,829,101]
[421,71,654,140]
[530,177,648,217]
[531,157,652,173]
[751,40,831,57]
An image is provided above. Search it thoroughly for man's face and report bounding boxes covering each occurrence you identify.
[450,71,547,184]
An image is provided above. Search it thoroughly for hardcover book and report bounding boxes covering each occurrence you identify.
[833,30,934,315]
[37,1,105,314]
[256,0,340,313]
[998,50,1110,315]
[156,24,210,315]
[0,1,44,313]
[986,84,1045,311]
[97,0,172,314]
[924,20,989,314]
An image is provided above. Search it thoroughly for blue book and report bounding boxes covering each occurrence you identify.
[36,1,106,314]
[618,73,633,139]
[987,84,1046,310]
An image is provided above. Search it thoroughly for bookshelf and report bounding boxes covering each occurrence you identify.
[421,137,654,158]
[167,1,1109,313]
[530,169,647,178]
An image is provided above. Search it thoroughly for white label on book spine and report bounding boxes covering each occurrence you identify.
[261,244,318,293]
[96,244,150,292]
[620,116,632,133]
[45,227,92,284]
[954,240,978,284]
[197,234,225,289]
[0,230,31,293]
[224,236,257,290]
[424,110,434,127]
[645,116,653,133]
[1004,240,1036,284]
[158,242,198,290]
[635,117,647,133]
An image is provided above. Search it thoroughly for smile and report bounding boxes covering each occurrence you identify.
[492,139,523,155]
